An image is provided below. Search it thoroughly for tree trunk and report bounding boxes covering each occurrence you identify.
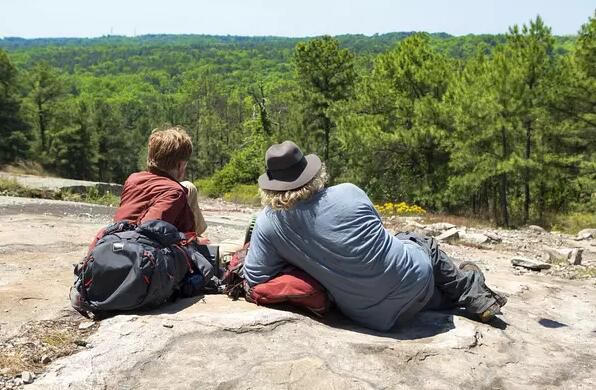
[38,102,46,150]
[323,117,331,164]
[492,182,498,224]
[538,181,546,223]
[500,125,510,227]
[500,173,510,227]
[481,183,490,216]
[523,118,532,223]
[472,194,477,215]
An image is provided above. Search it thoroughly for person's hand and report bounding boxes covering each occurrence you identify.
[198,236,211,245]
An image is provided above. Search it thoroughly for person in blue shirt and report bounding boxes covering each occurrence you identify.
[243,141,507,331]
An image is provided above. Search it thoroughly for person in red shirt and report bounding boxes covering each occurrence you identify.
[89,127,209,251]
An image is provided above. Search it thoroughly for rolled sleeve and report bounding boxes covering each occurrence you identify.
[243,216,286,286]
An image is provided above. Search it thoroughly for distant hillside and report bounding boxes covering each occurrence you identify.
[0,33,576,74]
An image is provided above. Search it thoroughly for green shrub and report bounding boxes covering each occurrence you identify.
[194,178,220,198]
[223,184,260,206]
[197,132,266,198]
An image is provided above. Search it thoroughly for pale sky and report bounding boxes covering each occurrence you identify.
[0,0,593,38]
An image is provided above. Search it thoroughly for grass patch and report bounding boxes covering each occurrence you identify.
[547,264,596,280]
[0,317,93,377]
[574,266,596,279]
[550,212,596,235]
[0,177,23,193]
[0,177,54,198]
[222,184,260,206]
[0,353,28,375]
[41,331,76,348]
[421,213,493,229]
[57,187,120,207]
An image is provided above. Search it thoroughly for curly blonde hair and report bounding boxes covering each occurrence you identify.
[260,165,328,210]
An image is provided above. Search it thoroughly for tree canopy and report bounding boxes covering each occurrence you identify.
[0,16,593,227]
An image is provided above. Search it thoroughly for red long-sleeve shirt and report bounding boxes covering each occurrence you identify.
[88,171,195,253]
[114,171,195,233]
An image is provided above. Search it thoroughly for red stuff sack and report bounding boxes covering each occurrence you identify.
[246,266,329,316]
[223,244,329,316]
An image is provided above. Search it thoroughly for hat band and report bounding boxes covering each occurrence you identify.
[266,156,307,182]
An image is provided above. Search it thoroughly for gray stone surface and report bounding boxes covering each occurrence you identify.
[25,298,489,389]
[437,227,460,242]
[576,228,596,240]
[511,257,551,270]
[545,248,584,266]
[427,222,456,231]
[528,225,546,233]
[483,231,502,243]
[21,371,34,384]
[0,172,122,195]
[461,232,491,245]
[569,248,583,265]
[30,289,596,390]
[3,196,596,390]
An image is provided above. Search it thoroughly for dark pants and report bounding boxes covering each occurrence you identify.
[395,233,496,314]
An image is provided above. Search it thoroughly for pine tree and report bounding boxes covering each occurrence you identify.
[48,100,99,180]
[445,44,527,227]
[294,36,356,176]
[506,16,555,223]
[341,34,452,207]
[25,62,67,152]
[0,49,30,164]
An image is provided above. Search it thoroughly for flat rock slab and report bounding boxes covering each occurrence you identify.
[4,196,596,390]
[0,172,122,195]
[427,222,456,231]
[31,296,482,389]
[30,289,596,390]
[461,232,491,245]
[528,225,547,233]
[511,257,551,270]
[437,227,460,242]
[576,228,596,240]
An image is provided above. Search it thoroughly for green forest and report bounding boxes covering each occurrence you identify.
[0,14,594,228]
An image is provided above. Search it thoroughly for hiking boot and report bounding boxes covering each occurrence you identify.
[479,302,504,323]
[459,261,508,322]
[459,261,483,273]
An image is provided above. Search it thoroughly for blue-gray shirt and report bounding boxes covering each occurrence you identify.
[243,183,434,331]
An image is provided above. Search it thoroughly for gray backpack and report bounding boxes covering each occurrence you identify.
[70,220,215,317]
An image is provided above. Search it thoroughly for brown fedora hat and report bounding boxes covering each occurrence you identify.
[258,141,322,191]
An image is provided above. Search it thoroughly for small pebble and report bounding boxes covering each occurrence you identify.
[21,371,35,384]
[162,323,174,329]
[78,321,95,330]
